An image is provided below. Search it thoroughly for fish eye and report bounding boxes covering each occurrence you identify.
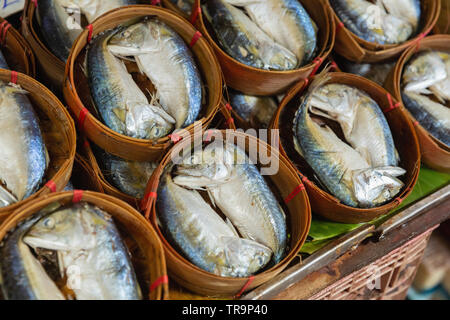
[44,218,55,229]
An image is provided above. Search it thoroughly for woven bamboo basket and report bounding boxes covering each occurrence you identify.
[326,0,441,63]
[384,35,450,173]
[0,70,76,223]
[433,0,449,34]
[142,130,311,297]
[0,190,169,300]
[20,0,153,90]
[271,72,421,224]
[63,5,223,162]
[0,16,35,76]
[192,0,335,96]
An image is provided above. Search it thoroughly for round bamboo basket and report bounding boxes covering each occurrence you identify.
[142,130,311,297]
[271,72,421,224]
[384,35,450,173]
[193,0,335,96]
[0,70,76,224]
[433,0,449,34]
[0,16,35,76]
[63,5,223,162]
[0,191,169,300]
[20,0,153,90]
[326,0,441,63]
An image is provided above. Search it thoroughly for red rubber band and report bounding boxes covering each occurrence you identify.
[150,0,160,5]
[300,78,310,92]
[395,197,403,205]
[1,22,11,44]
[413,120,419,127]
[189,31,202,48]
[140,191,157,212]
[235,276,255,298]
[284,184,305,204]
[169,133,182,143]
[31,0,38,8]
[190,5,202,25]
[225,103,232,111]
[330,60,338,71]
[72,190,83,203]
[204,130,213,142]
[83,138,90,149]
[301,175,310,184]
[414,26,432,52]
[336,21,344,34]
[149,275,168,293]
[78,107,89,130]
[45,180,57,193]
[226,117,234,126]
[310,57,324,77]
[10,71,18,84]
[384,93,401,114]
[86,24,93,43]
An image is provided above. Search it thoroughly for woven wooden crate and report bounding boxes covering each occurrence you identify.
[308,227,437,300]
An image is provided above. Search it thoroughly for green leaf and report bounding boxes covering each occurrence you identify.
[300,238,334,254]
[308,217,364,241]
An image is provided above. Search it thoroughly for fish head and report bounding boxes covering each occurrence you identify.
[403,52,447,92]
[23,206,95,251]
[173,143,237,188]
[109,21,157,56]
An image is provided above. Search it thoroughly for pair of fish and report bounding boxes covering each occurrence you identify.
[97,149,158,198]
[88,18,202,140]
[330,0,421,45]
[37,0,139,62]
[228,89,278,129]
[157,142,287,277]
[202,0,317,70]
[402,51,450,147]
[0,82,48,208]
[0,202,142,300]
[293,73,405,208]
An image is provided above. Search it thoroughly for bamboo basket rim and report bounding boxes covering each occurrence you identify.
[272,71,421,215]
[0,190,169,300]
[64,5,223,146]
[143,129,311,285]
[326,0,441,52]
[193,0,335,76]
[0,70,76,218]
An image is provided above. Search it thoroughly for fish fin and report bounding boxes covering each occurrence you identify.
[429,86,447,104]
[225,218,240,237]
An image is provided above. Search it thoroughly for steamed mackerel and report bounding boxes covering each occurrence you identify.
[293,75,404,208]
[23,202,142,300]
[157,168,272,277]
[173,143,287,263]
[88,28,175,139]
[108,18,202,129]
[402,92,450,147]
[0,83,48,207]
[226,0,317,66]
[36,0,82,62]
[202,0,298,70]
[99,150,158,198]
[329,0,419,45]
[0,214,65,300]
[308,83,399,168]
[228,89,278,129]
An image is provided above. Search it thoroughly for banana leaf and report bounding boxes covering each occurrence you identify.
[301,166,450,254]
